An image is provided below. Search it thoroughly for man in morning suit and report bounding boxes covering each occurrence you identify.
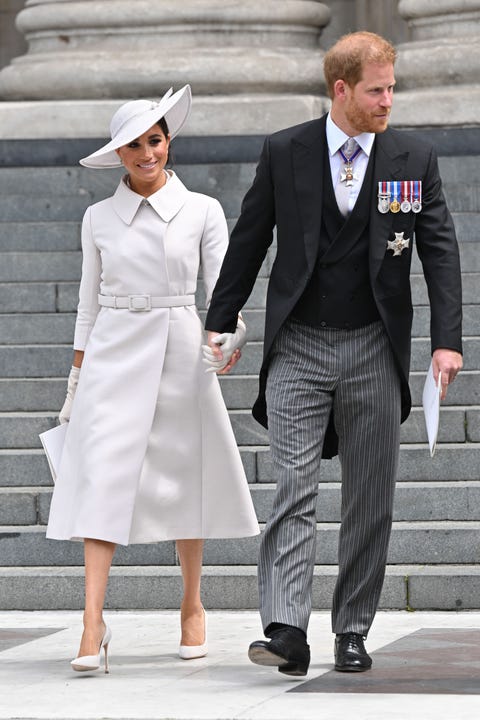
[203,31,463,675]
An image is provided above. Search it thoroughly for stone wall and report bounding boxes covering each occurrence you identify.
[320,0,409,48]
[0,0,409,74]
[0,0,478,135]
[0,0,26,70]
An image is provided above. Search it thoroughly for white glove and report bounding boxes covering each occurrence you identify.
[202,317,247,373]
[59,366,81,424]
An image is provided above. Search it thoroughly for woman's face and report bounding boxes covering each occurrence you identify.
[116,122,170,194]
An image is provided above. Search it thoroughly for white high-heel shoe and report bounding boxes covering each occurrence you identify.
[71,625,112,673]
[179,609,208,660]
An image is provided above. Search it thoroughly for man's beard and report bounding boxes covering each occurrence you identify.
[345,98,390,134]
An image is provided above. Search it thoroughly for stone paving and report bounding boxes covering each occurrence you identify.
[0,610,479,720]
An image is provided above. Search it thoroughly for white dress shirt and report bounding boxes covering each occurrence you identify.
[326,113,375,214]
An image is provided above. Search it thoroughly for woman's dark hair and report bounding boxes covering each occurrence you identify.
[157,116,173,166]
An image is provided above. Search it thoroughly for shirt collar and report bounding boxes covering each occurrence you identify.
[112,170,189,225]
[326,112,375,157]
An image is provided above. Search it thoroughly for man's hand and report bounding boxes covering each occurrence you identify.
[432,348,463,400]
[203,319,246,374]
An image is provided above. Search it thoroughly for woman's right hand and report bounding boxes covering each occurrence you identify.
[59,366,81,423]
[202,318,247,374]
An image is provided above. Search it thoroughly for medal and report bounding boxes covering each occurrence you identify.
[378,196,390,214]
[400,181,411,213]
[378,181,391,214]
[378,179,422,214]
[341,164,358,186]
[411,180,422,213]
[387,231,410,256]
[389,181,401,213]
[339,141,361,187]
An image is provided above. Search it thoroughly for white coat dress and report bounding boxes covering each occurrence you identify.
[46,172,259,546]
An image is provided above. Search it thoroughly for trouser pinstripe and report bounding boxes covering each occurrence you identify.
[260,319,401,636]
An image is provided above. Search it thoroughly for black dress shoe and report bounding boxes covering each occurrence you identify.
[334,632,372,672]
[248,627,310,676]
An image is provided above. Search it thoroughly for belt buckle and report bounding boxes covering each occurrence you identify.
[128,294,151,311]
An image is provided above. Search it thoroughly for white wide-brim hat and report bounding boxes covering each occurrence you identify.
[79,84,192,169]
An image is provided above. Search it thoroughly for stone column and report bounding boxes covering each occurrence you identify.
[392,0,480,126]
[0,0,27,71]
[0,0,331,138]
[321,0,408,49]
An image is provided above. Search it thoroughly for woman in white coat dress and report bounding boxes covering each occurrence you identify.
[46,85,259,672]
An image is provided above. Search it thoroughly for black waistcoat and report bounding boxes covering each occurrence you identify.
[292,143,380,329]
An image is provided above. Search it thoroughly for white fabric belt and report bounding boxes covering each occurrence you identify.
[98,294,195,311]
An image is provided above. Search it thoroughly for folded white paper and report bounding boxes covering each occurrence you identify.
[39,423,68,482]
[422,361,441,457]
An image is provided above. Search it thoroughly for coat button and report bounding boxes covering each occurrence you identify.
[320,321,327,327]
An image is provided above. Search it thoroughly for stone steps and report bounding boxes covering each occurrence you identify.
[221,371,480,408]
[2,444,480,488]
[0,255,478,288]
[0,152,478,611]
[1,404,478,448]
[0,271,478,312]
[0,279,270,314]
[255,444,480,482]
[1,520,479,567]
[1,564,479,611]
[2,482,480,525]
[0,251,82,282]
[0,185,477,221]
[0,406,478,448]
[230,406,479,445]
[1,303,480,344]
[0,164,257,220]
[4,369,480,412]
[1,210,478,249]
[0,337,479,379]
[0,221,81,251]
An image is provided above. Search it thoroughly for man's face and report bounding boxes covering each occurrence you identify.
[343,62,395,134]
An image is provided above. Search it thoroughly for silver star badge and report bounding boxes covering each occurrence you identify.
[387,231,410,256]
[340,167,359,187]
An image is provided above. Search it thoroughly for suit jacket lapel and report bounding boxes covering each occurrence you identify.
[291,121,410,281]
[370,129,410,282]
[291,116,326,274]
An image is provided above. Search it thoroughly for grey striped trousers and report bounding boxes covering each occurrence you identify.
[260,319,401,636]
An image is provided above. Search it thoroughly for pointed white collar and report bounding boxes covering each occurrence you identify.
[112,171,189,224]
[326,112,375,157]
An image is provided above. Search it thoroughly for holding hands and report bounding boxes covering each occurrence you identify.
[202,317,247,374]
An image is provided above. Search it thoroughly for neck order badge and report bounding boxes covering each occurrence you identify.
[339,138,361,187]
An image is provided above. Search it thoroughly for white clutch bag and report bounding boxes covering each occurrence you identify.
[39,423,68,482]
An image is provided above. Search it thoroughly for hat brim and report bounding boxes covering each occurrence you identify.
[79,85,192,169]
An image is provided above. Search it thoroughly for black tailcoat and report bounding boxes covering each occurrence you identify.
[205,114,462,457]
